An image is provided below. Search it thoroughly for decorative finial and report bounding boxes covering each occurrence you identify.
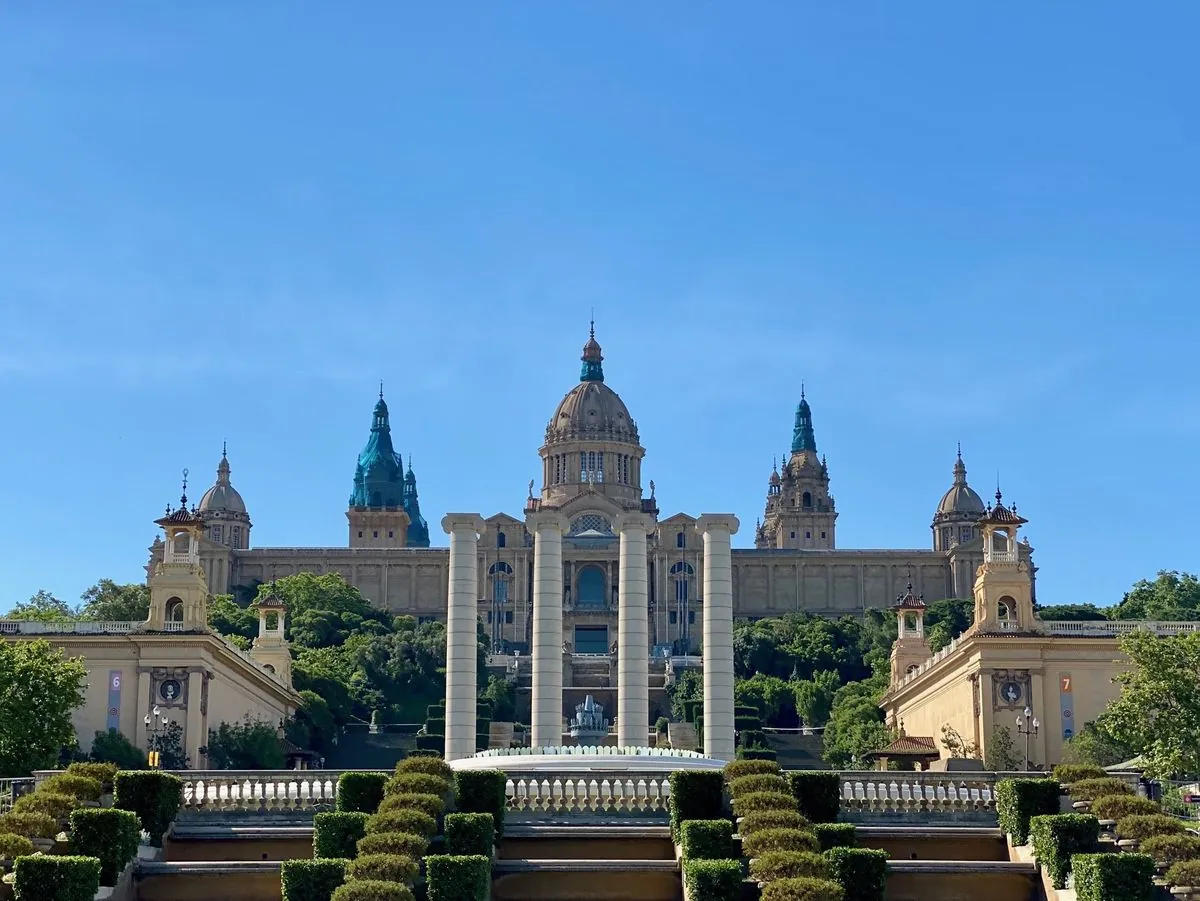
[649,479,656,498]
[379,380,384,400]
[957,441,962,460]
[801,382,805,400]
[589,309,595,339]
[222,440,228,459]
[528,479,534,500]
[180,468,189,506]
[772,456,777,472]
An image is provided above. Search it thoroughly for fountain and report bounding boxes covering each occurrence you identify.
[568,694,610,744]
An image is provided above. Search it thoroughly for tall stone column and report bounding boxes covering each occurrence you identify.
[442,514,485,762]
[697,514,740,761]
[616,512,653,748]
[529,512,566,749]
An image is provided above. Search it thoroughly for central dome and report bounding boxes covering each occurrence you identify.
[198,449,247,514]
[544,327,639,445]
[936,451,985,516]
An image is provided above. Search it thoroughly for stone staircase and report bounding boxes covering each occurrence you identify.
[666,721,698,751]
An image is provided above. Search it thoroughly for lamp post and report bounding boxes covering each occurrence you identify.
[144,705,170,768]
[1016,706,1039,771]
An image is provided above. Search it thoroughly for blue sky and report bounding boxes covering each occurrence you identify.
[1,3,1197,611]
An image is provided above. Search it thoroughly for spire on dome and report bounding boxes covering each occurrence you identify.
[580,321,604,382]
[350,388,404,508]
[791,389,817,453]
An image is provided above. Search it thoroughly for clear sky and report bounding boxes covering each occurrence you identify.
[1,3,1197,612]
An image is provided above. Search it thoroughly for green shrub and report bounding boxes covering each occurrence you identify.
[357,831,428,859]
[743,827,820,857]
[1067,777,1133,802]
[380,792,444,820]
[786,772,841,824]
[750,850,829,882]
[1071,852,1154,901]
[740,810,810,837]
[732,791,799,818]
[367,808,437,839]
[1091,795,1158,821]
[668,771,726,837]
[1114,813,1185,841]
[425,718,446,735]
[682,858,742,901]
[337,773,390,814]
[1166,859,1200,888]
[812,823,857,852]
[282,858,349,901]
[1052,765,1108,785]
[724,759,782,782]
[314,812,370,859]
[760,876,845,901]
[41,774,102,803]
[385,773,450,798]
[415,734,445,754]
[740,729,768,748]
[730,774,791,798]
[67,762,119,790]
[12,855,101,901]
[995,779,1061,845]
[330,881,415,901]
[739,748,779,762]
[426,705,444,719]
[822,847,886,901]
[679,820,734,860]
[425,854,491,901]
[1028,814,1099,889]
[68,808,141,886]
[346,854,420,885]
[1141,833,1200,866]
[113,770,182,847]
[445,813,494,857]
[453,770,507,836]
[395,756,453,782]
[0,811,57,839]
[0,833,34,859]
[12,791,76,820]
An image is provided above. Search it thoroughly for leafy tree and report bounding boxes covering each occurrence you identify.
[1061,715,1136,768]
[149,721,189,770]
[822,664,891,768]
[0,639,87,776]
[792,669,840,728]
[1104,630,1200,777]
[735,673,791,724]
[1034,603,1108,622]
[206,716,285,769]
[285,691,338,754]
[986,726,1023,771]
[481,675,516,722]
[79,580,150,621]
[668,669,703,721]
[89,729,147,770]
[1109,571,1200,621]
[208,594,258,642]
[5,589,77,621]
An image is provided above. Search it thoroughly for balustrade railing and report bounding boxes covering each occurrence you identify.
[0,778,36,814]
[836,772,1000,819]
[504,769,672,818]
[175,770,342,813]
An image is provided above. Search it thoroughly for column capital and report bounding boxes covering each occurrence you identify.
[695,514,740,536]
[441,513,486,536]
[613,511,656,535]
[526,511,568,534]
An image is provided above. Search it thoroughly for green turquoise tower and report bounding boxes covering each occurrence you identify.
[791,387,817,454]
[349,388,430,547]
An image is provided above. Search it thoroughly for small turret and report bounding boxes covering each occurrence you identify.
[403,457,431,547]
[791,387,817,454]
[347,387,412,547]
[580,320,604,382]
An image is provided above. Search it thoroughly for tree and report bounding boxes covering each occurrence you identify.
[78,580,150,622]
[735,673,791,724]
[1105,630,1200,777]
[285,691,338,755]
[0,639,87,776]
[1109,571,1200,621]
[1061,716,1136,768]
[208,594,258,642]
[1034,603,1108,622]
[792,670,840,728]
[5,590,77,621]
[149,721,189,770]
[206,717,285,769]
[822,663,891,769]
[481,675,516,722]
[668,669,703,721]
[90,729,147,770]
[985,726,1023,771]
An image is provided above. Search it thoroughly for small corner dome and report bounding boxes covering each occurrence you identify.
[937,483,985,516]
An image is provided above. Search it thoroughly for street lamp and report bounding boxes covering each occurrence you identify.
[144,705,170,768]
[1016,706,1039,771]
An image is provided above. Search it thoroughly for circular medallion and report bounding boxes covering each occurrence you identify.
[159,679,182,702]
[1000,680,1022,705]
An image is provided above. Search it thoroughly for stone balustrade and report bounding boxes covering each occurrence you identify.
[504,770,673,818]
[837,772,1002,820]
[175,770,341,813]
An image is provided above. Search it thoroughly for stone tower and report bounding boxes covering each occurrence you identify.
[756,389,837,549]
[971,492,1037,633]
[147,473,211,631]
[197,444,252,549]
[347,388,413,548]
[889,582,931,684]
[932,446,986,551]
[249,586,292,687]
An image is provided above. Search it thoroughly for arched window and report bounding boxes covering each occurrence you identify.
[265,612,279,631]
[905,663,920,677]
[497,532,507,549]
[802,491,813,508]
[997,597,1014,624]
[172,532,190,555]
[670,561,694,603]
[263,663,275,674]
[904,612,918,633]
[676,531,686,549]
[165,597,184,623]
[577,566,606,607]
[490,561,513,604]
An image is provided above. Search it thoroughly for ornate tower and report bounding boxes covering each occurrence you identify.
[402,458,431,547]
[197,444,252,549]
[249,587,292,686]
[147,473,211,631]
[348,388,412,548]
[755,389,837,549]
[889,582,931,684]
[932,446,985,551]
[971,492,1037,633]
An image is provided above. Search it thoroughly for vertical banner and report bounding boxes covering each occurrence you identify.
[106,670,122,732]
[1059,672,1074,741]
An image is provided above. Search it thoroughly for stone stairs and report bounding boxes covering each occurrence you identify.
[667,721,698,751]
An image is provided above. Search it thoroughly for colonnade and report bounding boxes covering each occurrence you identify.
[441,511,739,762]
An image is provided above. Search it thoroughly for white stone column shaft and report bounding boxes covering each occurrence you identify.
[616,514,652,747]
[442,514,484,762]
[698,514,739,762]
[530,514,565,749]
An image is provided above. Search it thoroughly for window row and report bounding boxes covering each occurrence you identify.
[548,451,635,485]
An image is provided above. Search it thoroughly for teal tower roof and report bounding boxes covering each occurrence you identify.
[580,321,604,382]
[791,387,817,454]
[349,387,430,547]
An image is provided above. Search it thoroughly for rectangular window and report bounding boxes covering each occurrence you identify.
[232,526,241,545]
[210,526,222,542]
[688,612,696,624]
[597,451,604,482]
[358,531,364,538]
[580,451,587,481]
[505,611,514,624]
[486,612,493,623]
[805,531,811,539]
[821,532,826,539]
[373,530,379,538]
[388,530,394,539]
[669,611,678,625]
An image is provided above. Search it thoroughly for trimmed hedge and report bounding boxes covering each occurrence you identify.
[743,827,820,857]
[740,810,810,837]
[41,773,102,803]
[1166,860,1200,888]
[730,774,791,798]
[315,812,370,859]
[385,773,450,798]
[679,820,734,860]
[425,718,446,735]
[735,716,762,732]
[760,876,845,901]
[395,756,453,782]
[282,858,349,901]
[1114,813,1185,841]
[1052,764,1108,785]
[682,858,742,901]
[337,773,390,814]
[445,813,494,857]
[1141,833,1200,866]
[415,734,445,754]
[68,807,141,886]
[812,823,857,852]
[67,762,119,790]
[823,847,887,901]
[738,748,779,762]
[995,779,1061,845]
[330,881,415,901]
[380,793,444,820]
[346,854,420,885]
[1071,852,1154,901]
[1029,814,1099,889]
[0,833,34,858]
[787,772,841,824]
[357,831,428,860]
[739,730,769,749]
[1067,777,1133,801]
[13,791,77,819]
[453,770,507,836]
[732,791,799,818]
[426,854,491,901]
[724,759,782,782]
[668,770,726,837]
[0,811,57,839]
[750,850,829,882]
[113,770,182,847]
[12,855,101,901]
[367,808,437,839]
[1090,795,1161,820]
